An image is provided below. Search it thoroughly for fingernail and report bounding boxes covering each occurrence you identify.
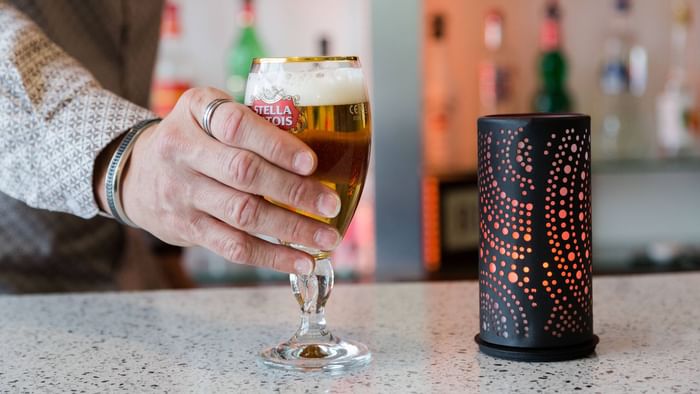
[314,228,340,250]
[293,151,314,174]
[317,193,341,218]
[294,258,314,275]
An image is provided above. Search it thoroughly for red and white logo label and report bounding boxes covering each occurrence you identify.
[251,96,302,132]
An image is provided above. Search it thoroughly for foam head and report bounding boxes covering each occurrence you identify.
[245,67,367,106]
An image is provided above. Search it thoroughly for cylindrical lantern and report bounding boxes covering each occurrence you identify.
[475,114,598,361]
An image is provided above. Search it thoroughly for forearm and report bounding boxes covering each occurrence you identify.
[0,2,154,218]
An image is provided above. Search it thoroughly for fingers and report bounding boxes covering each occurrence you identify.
[185,87,317,176]
[192,178,340,251]
[188,137,341,218]
[191,215,315,275]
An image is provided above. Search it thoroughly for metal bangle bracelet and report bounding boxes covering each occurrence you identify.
[105,118,161,227]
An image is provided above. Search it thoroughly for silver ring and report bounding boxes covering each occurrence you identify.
[202,98,232,138]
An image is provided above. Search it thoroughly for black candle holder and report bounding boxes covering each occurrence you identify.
[474,114,598,362]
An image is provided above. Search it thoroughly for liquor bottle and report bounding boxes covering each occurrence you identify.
[533,1,572,113]
[656,0,698,157]
[597,0,650,160]
[479,9,513,115]
[424,14,456,175]
[227,0,266,103]
[150,0,192,118]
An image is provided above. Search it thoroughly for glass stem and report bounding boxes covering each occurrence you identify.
[290,256,334,340]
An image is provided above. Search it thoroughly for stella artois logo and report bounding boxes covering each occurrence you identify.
[251,88,305,132]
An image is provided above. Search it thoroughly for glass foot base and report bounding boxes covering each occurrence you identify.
[260,335,371,373]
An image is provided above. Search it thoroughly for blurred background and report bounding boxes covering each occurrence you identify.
[151,0,700,286]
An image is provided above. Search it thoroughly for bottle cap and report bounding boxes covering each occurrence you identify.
[432,14,445,40]
[674,0,693,26]
[616,0,631,12]
[541,2,561,50]
[161,1,181,38]
[239,0,255,26]
[547,1,561,20]
[319,36,330,56]
[484,10,504,51]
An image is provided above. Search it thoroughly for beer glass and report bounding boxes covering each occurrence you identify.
[245,57,372,372]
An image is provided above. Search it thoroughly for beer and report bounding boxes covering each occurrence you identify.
[245,60,371,246]
[252,57,373,373]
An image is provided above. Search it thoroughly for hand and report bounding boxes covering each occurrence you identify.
[96,88,342,275]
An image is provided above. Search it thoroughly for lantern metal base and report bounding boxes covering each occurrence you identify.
[474,334,599,362]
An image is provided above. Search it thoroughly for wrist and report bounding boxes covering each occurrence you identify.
[119,122,159,221]
[94,119,160,224]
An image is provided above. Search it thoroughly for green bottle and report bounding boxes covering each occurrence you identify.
[533,2,572,113]
[227,0,265,103]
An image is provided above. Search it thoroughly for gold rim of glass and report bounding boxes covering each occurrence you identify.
[252,56,359,64]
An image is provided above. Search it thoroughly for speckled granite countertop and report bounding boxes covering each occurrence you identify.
[1,272,699,393]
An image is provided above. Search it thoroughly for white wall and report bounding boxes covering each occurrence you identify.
[178,0,372,90]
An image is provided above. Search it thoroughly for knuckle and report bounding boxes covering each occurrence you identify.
[219,234,251,264]
[180,213,206,242]
[288,218,306,242]
[179,87,196,103]
[268,249,286,272]
[181,88,202,112]
[265,137,285,164]
[183,87,220,117]
[219,105,246,145]
[154,129,186,161]
[158,176,180,204]
[227,194,260,229]
[285,179,308,207]
[183,87,208,107]
[226,150,261,188]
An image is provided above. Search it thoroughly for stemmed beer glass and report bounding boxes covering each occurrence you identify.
[245,57,372,372]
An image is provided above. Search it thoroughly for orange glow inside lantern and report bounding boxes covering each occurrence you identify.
[475,114,598,362]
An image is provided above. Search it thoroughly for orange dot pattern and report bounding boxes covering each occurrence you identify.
[478,128,536,339]
[479,124,593,344]
[542,128,593,337]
